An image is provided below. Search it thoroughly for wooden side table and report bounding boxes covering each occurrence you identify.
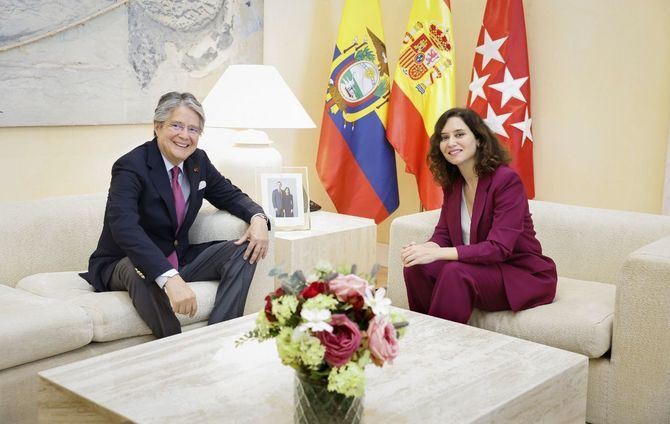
[273,211,377,275]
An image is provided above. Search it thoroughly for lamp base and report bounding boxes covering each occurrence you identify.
[219,142,282,200]
[201,128,283,200]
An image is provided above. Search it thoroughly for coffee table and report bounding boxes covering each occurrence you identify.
[38,309,587,423]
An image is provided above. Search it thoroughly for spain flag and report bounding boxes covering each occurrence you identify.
[316,0,399,224]
[387,0,456,211]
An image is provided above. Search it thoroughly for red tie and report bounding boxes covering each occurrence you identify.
[167,166,185,269]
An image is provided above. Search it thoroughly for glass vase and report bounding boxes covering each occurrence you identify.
[293,372,363,424]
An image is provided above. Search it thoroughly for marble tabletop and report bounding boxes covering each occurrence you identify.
[39,309,587,423]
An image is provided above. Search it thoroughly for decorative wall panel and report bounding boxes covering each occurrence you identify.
[0,0,263,126]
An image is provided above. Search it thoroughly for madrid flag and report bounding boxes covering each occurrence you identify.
[467,0,535,197]
[316,0,399,223]
[387,0,456,211]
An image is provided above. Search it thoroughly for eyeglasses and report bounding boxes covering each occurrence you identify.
[166,121,202,136]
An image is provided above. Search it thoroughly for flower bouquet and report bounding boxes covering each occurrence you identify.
[238,261,408,424]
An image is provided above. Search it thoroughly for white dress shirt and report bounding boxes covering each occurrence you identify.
[461,185,471,246]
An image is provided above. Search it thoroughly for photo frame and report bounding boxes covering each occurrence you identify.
[257,167,310,231]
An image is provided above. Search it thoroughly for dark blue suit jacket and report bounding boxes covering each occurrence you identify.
[81,139,265,292]
[272,188,282,210]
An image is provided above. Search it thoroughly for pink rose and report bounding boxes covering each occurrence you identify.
[317,314,362,367]
[367,315,399,365]
[328,274,370,309]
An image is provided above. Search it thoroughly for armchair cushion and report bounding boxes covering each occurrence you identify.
[469,277,615,358]
[17,272,219,342]
[0,285,93,370]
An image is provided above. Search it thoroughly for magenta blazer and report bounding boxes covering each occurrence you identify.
[428,165,557,311]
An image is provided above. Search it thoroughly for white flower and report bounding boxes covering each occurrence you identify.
[297,308,333,335]
[314,260,334,274]
[305,273,320,283]
[364,287,392,316]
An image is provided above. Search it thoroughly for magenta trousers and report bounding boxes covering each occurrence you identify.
[403,260,511,323]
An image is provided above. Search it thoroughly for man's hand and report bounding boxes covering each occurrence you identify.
[164,274,197,317]
[235,215,269,264]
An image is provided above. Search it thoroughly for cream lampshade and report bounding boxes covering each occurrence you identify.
[200,64,315,198]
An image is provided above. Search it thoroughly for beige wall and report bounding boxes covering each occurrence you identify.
[1,0,669,244]
[0,125,151,201]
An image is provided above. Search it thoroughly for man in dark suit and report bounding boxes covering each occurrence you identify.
[81,92,269,338]
[272,181,283,217]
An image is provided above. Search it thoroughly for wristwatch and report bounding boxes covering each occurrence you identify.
[252,213,269,224]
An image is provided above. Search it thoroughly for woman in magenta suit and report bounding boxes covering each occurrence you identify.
[401,108,556,323]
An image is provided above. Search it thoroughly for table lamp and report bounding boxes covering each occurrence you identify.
[200,64,315,199]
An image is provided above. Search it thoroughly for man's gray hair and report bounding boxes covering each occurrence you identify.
[153,91,205,129]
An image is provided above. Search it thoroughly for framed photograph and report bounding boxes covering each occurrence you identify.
[257,167,310,231]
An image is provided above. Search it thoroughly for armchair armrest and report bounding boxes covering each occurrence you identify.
[610,234,670,423]
[387,210,440,309]
[189,203,250,243]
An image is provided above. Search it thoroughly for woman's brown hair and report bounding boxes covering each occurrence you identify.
[427,107,511,190]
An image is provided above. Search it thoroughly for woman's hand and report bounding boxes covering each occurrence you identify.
[401,242,440,267]
[400,242,458,266]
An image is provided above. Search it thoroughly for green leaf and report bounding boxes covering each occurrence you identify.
[282,275,307,295]
[292,270,307,284]
[323,271,339,282]
[393,321,409,330]
[268,265,284,276]
[235,329,259,347]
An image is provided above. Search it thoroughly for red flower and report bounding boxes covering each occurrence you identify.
[264,287,285,321]
[317,314,362,367]
[299,282,326,299]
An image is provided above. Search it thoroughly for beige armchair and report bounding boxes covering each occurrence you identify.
[388,200,670,424]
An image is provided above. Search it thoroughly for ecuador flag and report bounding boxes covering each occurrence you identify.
[387,0,456,211]
[316,0,399,224]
